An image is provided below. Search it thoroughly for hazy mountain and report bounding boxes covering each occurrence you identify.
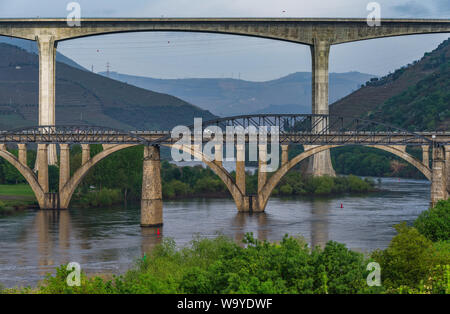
[0,43,215,130]
[331,38,450,131]
[0,37,86,71]
[100,71,375,116]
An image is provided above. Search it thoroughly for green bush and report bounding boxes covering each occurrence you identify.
[414,199,450,242]
[78,188,122,207]
[371,223,436,289]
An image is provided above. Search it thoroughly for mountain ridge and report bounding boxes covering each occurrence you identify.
[0,43,215,130]
[100,70,375,116]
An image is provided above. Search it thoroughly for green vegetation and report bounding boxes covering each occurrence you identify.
[0,184,37,215]
[366,39,450,131]
[371,199,450,293]
[414,200,450,242]
[270,173,374,196]
[0,184,34,197]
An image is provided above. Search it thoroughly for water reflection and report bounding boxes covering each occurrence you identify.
[34,210,72,276]
[310,200,329,248]
[141,227,163,256]
[232,212,269,243]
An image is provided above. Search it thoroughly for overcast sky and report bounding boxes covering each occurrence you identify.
[0,0,449,80]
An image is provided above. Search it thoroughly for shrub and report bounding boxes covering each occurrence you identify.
[414,199,450,242]
[371,223,435,288]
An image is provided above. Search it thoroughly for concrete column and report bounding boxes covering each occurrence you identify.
[141,145,163,227]
[37,35,58,166]
[281,145,289,166]
[445,146,450,196]
[18,144,27,166]
[59,144,70,190]
[81,144,90,165]
[422,145,430,167]
[258,144,267,194]
[396,145,407,152]
[306,39,336,177]
[431,145,448,207]
[37,144,49,193]
[214,143,223,167]
[236,144,246,195]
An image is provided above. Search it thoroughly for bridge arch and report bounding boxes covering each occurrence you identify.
[59,144,136,209]
[58,142,245,210]
[0,149,45,207]
[164,144,246,210]
[258,144,431,211]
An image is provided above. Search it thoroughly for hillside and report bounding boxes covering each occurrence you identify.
[0,36,86,71]
[331,38,450,131]
[0,43,215,130]
[101,71,374,116]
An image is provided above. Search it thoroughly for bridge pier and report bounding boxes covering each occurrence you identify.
[281,145,289,166]
[446,146,450,198]
[81,144,91,165]
[214,143,223,167]
[254,144,268,212]
[18,144,27,166]
[37,144,49,194]
[141,145,163,227]
[431,145,448,207]
[236,144,246,197]
[59,144,70,190]
[36,35,58,166]
[306,40,336,177]
[422,145,430,167]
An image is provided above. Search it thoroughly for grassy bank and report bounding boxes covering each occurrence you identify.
[0,184,37,214]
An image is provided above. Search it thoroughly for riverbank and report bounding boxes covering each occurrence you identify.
[3,198,449,294]
[0,184,38,215]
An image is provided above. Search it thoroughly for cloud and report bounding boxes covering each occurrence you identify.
[391,1,431,17]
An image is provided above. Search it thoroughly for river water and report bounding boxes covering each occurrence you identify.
[0,177,430,288]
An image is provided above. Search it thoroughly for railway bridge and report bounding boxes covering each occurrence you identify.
[0,114,449,227]
[1,17,449,177]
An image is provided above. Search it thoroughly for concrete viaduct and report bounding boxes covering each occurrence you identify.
[0,18,449,226]
[1,17,449,175]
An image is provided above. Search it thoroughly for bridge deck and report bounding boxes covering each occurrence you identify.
[0,131,448,145]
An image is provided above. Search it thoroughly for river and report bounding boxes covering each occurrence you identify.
[0,177,430,288]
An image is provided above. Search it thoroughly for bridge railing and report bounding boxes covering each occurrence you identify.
[0,115,447,146]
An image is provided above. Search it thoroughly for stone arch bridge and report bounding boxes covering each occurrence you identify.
[0,114,448,227]
[1,17,449,177]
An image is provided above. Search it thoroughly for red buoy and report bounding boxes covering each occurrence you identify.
[157,229,160,235]
[340,203,343,208]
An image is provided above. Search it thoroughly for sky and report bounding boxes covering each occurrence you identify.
[0,0,449,81]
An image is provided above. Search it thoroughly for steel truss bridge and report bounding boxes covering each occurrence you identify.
[1,114,449,146]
